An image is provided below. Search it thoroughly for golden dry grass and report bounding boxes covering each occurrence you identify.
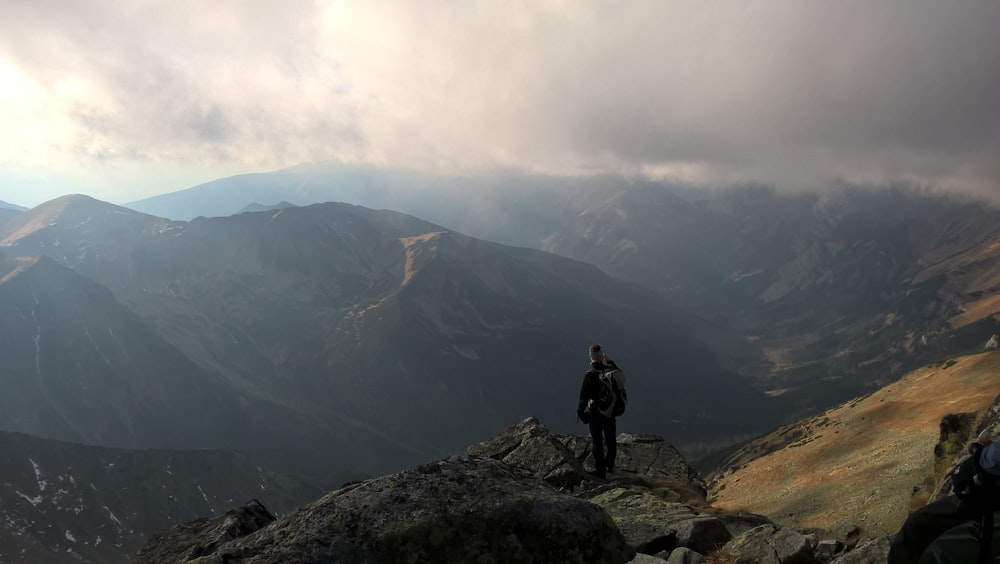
[949,294,1000,329]
[710,351,1000,535]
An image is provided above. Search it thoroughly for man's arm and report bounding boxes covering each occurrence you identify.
[577,372,593,418]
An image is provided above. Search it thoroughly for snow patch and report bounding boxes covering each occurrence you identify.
[197,484,209,504]
[15,491,42,506]
[29,459,47,492]
[104,506,122,528]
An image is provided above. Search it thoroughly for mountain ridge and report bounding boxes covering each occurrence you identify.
[1,195,770,481]
[124,167,1000,408]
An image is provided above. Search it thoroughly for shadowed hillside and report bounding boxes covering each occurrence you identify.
[1,195,773,481]
[128,167,1000,422]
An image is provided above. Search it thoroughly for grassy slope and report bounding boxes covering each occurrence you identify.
[709,351,1000,535]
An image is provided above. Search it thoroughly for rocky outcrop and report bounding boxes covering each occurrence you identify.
[135,499,276,564]
[138,455,633,564]
[136,418,894,564]
[467,416,589,488]
[469,417,706,493]
[721,524,817,564]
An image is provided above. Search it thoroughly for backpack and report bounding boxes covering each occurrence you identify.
[594,368,627,418]
[951,443,1000,564]
[953,443,1000,507]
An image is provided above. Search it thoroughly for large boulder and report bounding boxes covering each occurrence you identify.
[135,499,276,564]
[468,416,589,488]
[583,484,772,557]
[722,523,818,564]
[139,455,633,564]
[587,487,699,554]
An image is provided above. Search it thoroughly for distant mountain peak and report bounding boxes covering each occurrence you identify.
[1,195,156,244]
[0,199,28,212]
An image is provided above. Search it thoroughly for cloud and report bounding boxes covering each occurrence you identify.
[1,0,998,201]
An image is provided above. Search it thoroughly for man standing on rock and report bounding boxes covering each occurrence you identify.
[577,344,620,479]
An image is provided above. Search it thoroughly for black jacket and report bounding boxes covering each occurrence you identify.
[577,360,619,415]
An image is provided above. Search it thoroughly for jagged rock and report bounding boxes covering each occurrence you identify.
[563,431,707,492]
[661,513,772,555]
[670,516,733,554]
[135,499,276,564]
[722,523,818,564]
[827,536,890,563]
[586,487,697,554]
[814,539,842,562]
[145,455,633,564]
[468,416,588,488]
[593,496,772,557]
[986,334,998,350]
[469,417,706,493]
[827,521,862,551]
[664,547,706,564]
[715,513,776,539]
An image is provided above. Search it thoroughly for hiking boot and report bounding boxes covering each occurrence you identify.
[587,469,607,480]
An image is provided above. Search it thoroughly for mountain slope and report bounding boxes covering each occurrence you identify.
[709,351,1000,534]
[0,251,250,450]
[2,195,770,479]
[127,167,1000,409]
[541,185,1000,416]
[0,431,320,564]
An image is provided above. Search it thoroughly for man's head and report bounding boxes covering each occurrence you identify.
[589,344,603,363]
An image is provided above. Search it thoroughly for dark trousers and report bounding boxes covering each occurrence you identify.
[588,415,617,474]
[889,496,1000,563]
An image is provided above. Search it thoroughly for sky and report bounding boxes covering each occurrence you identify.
[1,0,999,208]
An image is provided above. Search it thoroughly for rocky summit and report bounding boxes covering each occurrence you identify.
[138,455,631,564]
[137,418,892,563]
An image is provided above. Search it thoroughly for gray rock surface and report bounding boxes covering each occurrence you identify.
[723,523,818,564]
[587,487,696,554]
[671,516,736,554]
[135,418,908,564]
[562,431,707,492]
[664,547,707,564]
[827,536,890,564]
[139,455,633,564]
[470,417,707,493]
[468,416,589,488]
[135,499,276,564]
